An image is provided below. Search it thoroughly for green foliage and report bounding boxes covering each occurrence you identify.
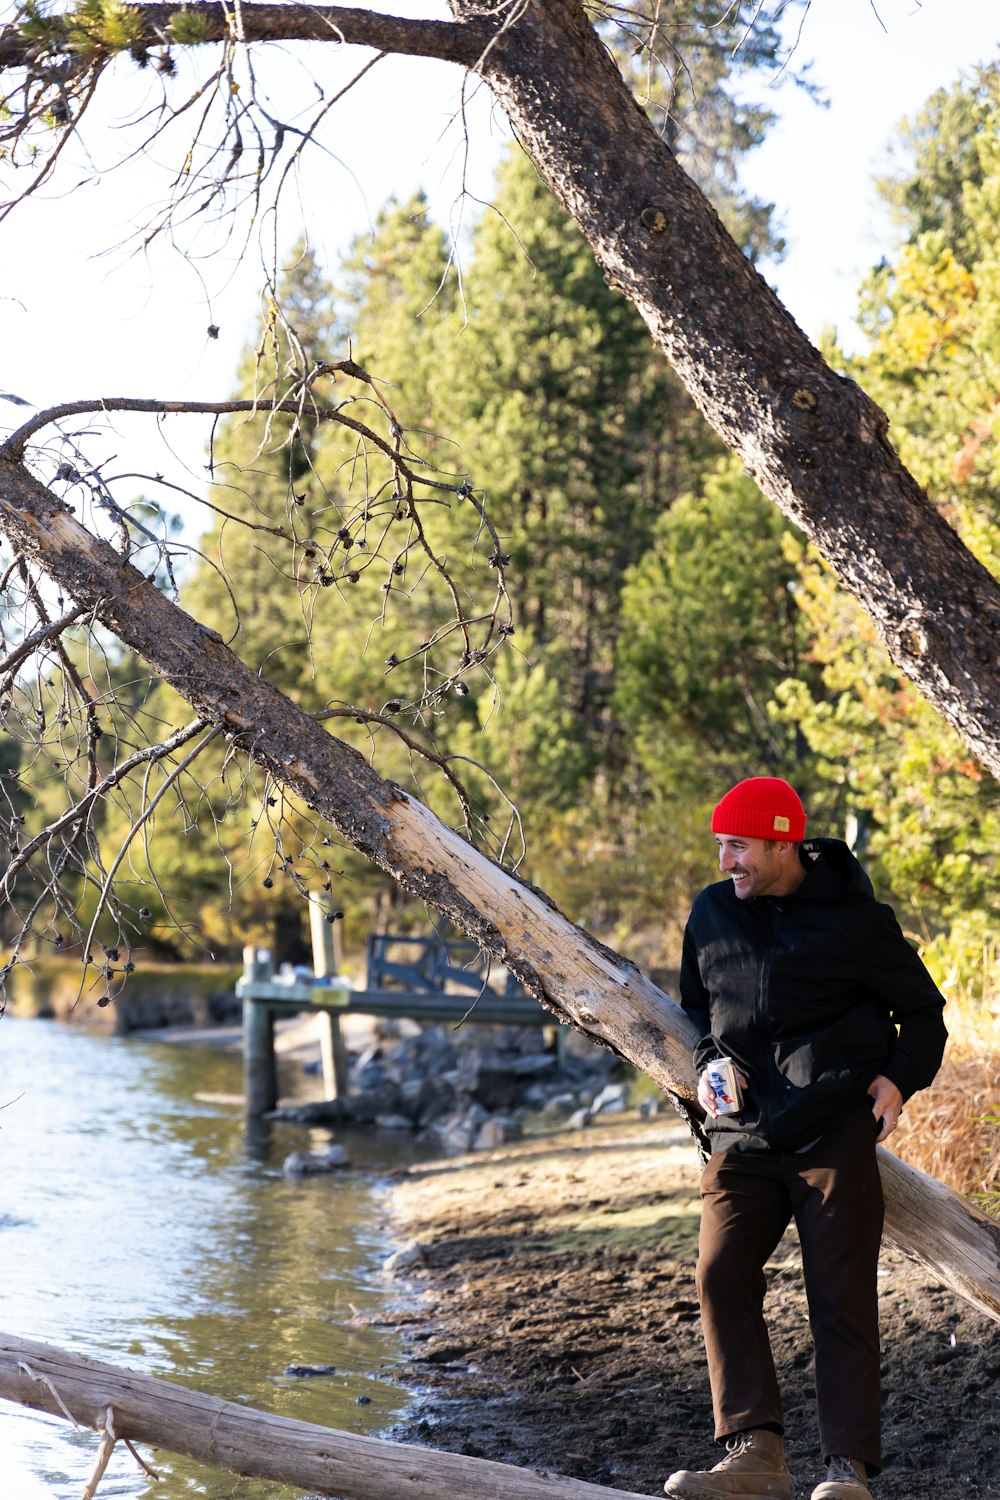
[877,64,1000,266]
[609,458,834,945]
[14,0,143,54]
[67,0,143,55]
[167,6,213,47]
[777,63,1000,979]
[435,147,721,763]
[774,546,1000,962]
[615,458,808,797]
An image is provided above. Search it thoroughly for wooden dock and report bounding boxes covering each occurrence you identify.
[237,895,550,1115]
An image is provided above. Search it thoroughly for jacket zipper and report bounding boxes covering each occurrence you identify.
[755,903,779,1141]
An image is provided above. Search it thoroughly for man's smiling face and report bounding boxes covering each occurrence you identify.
[715,834,803,900]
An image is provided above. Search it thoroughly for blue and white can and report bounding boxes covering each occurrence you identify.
[706,1056,743,1115]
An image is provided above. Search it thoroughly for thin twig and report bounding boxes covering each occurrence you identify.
[76,724,222,999]
[17,1361,80,1427]
[80,1406,116,1500]
[0,602,89,678]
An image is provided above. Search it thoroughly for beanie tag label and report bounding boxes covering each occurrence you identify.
[773,815,790,833]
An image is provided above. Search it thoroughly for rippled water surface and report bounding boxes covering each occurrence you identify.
[0,1017,423,1498]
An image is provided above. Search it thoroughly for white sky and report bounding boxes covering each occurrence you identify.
[1,0,998,522]
[743,0,1000,350]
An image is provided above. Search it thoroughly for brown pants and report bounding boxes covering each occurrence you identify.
[696,1104,884,1473]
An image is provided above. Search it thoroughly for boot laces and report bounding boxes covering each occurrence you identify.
[827,1455,866,1487]
[718,1433,755,1468]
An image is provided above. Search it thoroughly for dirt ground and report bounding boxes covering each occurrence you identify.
[383,1114,1000,1499]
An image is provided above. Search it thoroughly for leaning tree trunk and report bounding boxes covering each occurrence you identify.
[461,0,1000,778]
[0,450,998,1323]
[1,6,997,771]
[0,1333,651,1499]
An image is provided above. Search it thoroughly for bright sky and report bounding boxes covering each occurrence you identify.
[1,0,998,521]
[743,0,1000,350]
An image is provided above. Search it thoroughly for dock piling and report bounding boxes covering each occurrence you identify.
[242,945,278,1117]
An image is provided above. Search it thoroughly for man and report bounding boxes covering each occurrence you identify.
[665,776,947,1500]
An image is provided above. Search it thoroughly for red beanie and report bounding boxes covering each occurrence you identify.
[711,777,806,841]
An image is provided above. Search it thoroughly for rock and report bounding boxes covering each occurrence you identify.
[400,1073,456,1128]
[454,1048,516,1111]
[559,1027,617,1072]
[266,1100,350,1125]
[568,1107,593,1130]
[353,1057,393,1091]
[637,1097,660,1118]
[456,1048,554,1111]
[375,1113,414,1131]
[473,1116,522,1151]
[428,1101,489,1154]
[283,1363,337,1378]
[282,1144,351,1177]
[383,1239,426,1276]
[344,1081,402,1122]
[591,1082,629,1115]
[540,1092,577,1118]
[508,1052,558,1077]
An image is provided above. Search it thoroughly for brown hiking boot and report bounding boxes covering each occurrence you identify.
[811,1456,871,1498]
[663,1429,793,1499]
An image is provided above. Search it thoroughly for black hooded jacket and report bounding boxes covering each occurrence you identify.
[680,838,947,1153]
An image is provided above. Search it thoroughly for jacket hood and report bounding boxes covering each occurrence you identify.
[793,837,874,902]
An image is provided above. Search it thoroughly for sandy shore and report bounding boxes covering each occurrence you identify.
[384,1112,1000,1499]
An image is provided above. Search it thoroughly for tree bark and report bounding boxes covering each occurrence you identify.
[0,450,998,1323]
[0,1333,651,1499]
[458,0,1000,778]
[0,5,491,69]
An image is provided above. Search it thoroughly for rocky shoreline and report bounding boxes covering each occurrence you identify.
[139,1009,1000,1496]
[380,1115,1000,1500]
[268,1018,644,1155]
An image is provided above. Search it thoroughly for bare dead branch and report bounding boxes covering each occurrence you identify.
[2,391,461,495]
[77,724,222,991]
[0,716,208,905]
[0,601,89,679]
[0,6,492,72]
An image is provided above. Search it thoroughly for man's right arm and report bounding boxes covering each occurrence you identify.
[680,919,721,1095]
[679,921,710,1050]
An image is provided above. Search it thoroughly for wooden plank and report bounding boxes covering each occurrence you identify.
[0,1333,651,1500]
[236,981,548,1026]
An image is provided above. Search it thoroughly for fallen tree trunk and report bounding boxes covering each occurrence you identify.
[0,1333,650,1500]
[0,452,998,1323]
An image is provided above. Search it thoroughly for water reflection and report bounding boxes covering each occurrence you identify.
[0,1018,426,1499]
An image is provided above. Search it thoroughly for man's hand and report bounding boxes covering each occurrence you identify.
[698,1065,748,1119]
[868,1074,904,1142]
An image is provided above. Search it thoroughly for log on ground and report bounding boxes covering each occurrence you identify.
[0,1332,652,1500]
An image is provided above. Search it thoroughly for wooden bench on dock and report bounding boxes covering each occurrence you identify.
[237,897,549,1115]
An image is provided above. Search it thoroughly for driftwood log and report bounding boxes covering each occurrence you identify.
[0,1333,650,1500]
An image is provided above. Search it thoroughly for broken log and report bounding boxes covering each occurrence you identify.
[0,1333,651,1500]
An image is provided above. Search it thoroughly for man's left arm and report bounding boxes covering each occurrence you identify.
[863,903,948,1135]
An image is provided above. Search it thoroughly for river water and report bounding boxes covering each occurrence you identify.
[0,1016,426,1499]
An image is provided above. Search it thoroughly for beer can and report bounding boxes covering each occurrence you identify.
[706,1056,743,1115]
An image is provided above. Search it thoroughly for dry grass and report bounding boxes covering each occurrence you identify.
[886,995,1000,1207]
